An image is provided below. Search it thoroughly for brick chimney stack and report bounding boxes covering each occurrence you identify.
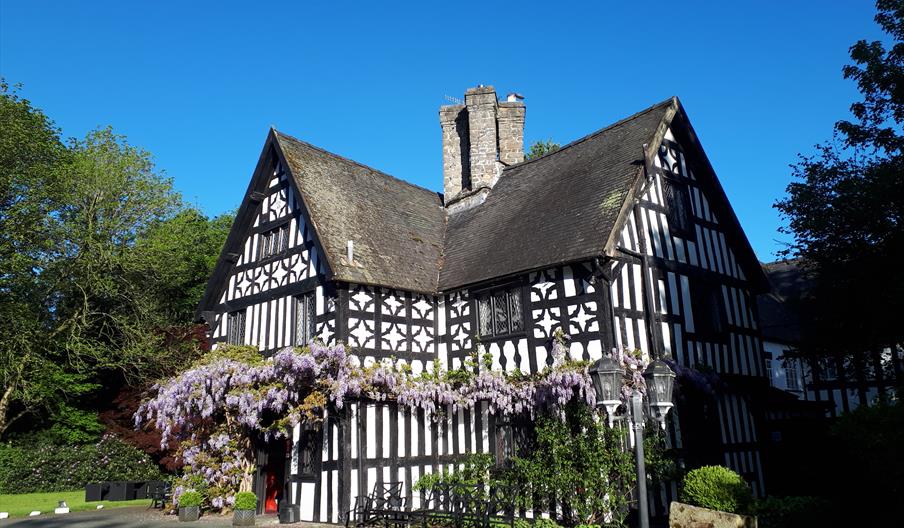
[439,86,525,208]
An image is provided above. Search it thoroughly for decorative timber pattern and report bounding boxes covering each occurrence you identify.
[209,164,337,355]
[202,122,769,521]
[610,127,766,500]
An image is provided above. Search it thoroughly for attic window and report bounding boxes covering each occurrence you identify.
[476,285,525,339]
[663,178,692,237]
[259,223,290,260]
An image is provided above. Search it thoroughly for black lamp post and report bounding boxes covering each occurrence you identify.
[589,356,624,426]
[589,354,676,528]
[643,359,677,428]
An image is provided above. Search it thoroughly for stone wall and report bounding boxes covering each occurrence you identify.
[669,502,758,528]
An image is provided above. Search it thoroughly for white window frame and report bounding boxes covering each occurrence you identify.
[784,357,802,391]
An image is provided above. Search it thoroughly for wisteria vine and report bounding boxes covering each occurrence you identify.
[135,331,658,510]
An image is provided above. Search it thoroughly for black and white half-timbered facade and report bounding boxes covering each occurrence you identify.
[196,86,772,521]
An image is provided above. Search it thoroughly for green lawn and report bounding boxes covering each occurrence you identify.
[0,490,151,518]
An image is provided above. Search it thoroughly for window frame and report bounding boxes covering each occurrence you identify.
[294,291,317,346]
[784,358,802,391]
[661,175,694,239]
[296,421,320,480]
[226,309,247,346]
[258,222,290,261]
[690,279,727,340]
[474,283,526,341]
[494,421,514,468]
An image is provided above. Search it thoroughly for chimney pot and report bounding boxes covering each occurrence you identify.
[439,85,526,207]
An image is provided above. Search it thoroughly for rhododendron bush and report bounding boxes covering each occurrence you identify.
[135,332,659,510]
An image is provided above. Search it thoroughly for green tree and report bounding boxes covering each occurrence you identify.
[774,0,904,389]
[0,80,74,437]
[0,81,233,440]
[526,139,560,160]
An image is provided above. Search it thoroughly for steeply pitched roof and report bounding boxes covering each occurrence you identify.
[198,95,767,316]
[273,132,446,293]
[439,98,675,289]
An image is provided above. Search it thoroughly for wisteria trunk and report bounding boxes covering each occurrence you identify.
[239,459,254,493]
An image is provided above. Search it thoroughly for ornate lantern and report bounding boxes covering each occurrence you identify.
[589,355,624,425]
[643,359,676,427]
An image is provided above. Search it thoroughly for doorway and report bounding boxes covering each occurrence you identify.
[254,438,288,515]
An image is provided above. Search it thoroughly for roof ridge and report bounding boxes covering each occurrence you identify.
[503,96,678,170]
[273,129,442,200]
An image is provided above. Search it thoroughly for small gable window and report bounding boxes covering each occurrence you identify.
[259,223,290,260]
[663,177,692,237]
[295,292,316,346]
[476,285,525,339]
[227,309,246,345]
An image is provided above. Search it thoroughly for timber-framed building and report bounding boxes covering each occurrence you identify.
[196,86,771,521]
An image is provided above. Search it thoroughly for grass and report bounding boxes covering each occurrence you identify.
[0,490,151,518]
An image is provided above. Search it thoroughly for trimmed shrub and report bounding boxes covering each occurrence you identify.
[681,465,752,514]
[179,490,203,507]
[234,491,257,511]
[0,434,164,494]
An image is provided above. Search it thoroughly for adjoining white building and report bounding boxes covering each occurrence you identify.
[758,259,900,416]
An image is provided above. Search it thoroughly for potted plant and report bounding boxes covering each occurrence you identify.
[178,490,203,522]
[233,492,257,526]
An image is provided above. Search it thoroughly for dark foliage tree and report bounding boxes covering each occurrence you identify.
[775,0,904,394]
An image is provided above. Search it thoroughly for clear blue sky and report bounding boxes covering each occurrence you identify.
[0,1,884,261]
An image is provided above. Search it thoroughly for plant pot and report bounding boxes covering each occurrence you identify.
[179,506,200,522]
[233,509,256,526]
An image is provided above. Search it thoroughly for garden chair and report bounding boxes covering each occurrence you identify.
[147,481,172,510]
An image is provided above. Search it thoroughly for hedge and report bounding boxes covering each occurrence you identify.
[0,434,165,494]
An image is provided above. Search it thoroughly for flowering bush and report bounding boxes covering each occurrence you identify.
[664,359,722,400]
[0,434,164,494]
[137,335,702,512]
[611,346,650,402]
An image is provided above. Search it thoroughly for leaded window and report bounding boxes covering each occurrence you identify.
[476,286,525,339]
[227,310,246,345]
[258,223,290,260]
[690,280,726,339]
[663,178,692,237]
[298,423,318,478]
[295,292,316,346]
